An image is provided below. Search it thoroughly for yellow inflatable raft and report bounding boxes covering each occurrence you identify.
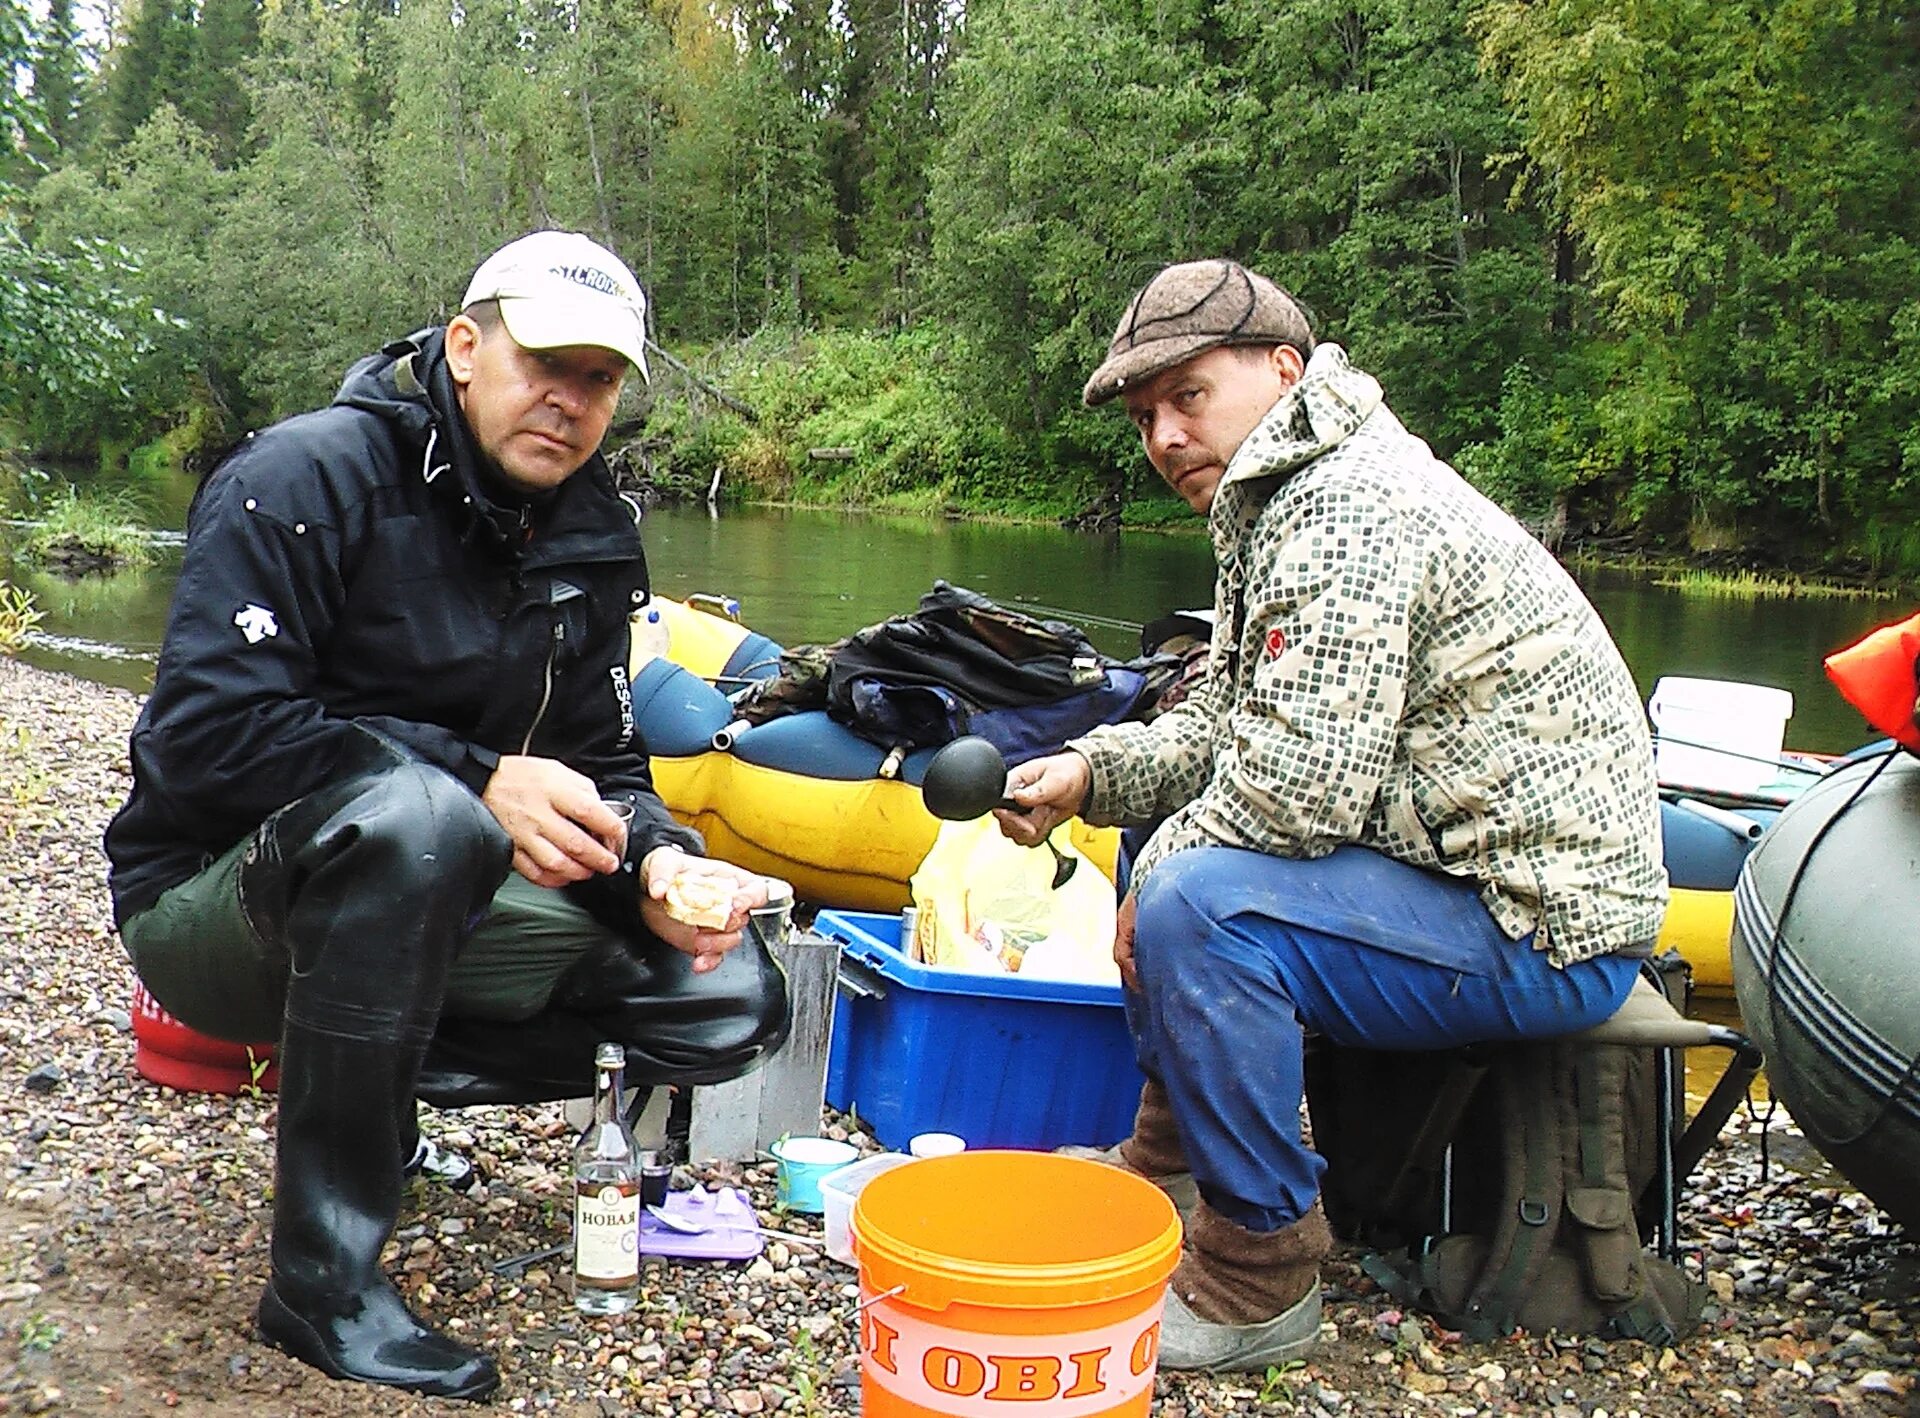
[640,599,1118,913]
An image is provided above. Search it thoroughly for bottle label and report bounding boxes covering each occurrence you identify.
[575,1183,640,1283]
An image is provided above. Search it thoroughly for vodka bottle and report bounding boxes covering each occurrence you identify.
[573,1041,641,1315]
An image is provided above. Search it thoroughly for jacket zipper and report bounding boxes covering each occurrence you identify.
[522,615,563,754]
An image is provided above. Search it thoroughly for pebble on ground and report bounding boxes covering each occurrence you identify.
[1,657,1915,1417]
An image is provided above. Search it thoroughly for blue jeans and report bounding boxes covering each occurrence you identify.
[1127,845,1639,1232]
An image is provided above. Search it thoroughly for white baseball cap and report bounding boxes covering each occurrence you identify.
[462,231,650,382]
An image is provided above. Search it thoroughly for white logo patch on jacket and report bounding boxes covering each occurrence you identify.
[234,604,280,644]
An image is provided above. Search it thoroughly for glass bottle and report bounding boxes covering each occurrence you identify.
[573,1041,641,1315]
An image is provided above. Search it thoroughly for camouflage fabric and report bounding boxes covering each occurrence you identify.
[1069,345,1667,967]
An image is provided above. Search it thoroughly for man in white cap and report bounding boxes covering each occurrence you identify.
[106,232,791,1399]
[1000,260,1665,1371]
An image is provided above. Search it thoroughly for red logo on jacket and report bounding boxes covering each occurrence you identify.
[1265,628,1287,659]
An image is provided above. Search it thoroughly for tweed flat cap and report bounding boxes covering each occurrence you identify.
[1084,260,1314,407]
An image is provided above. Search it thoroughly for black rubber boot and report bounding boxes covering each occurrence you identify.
[246,761,511,1401]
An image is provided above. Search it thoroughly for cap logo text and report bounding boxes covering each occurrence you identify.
[549,264,625,298]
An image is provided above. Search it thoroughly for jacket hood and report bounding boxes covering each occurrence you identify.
[332,327,442,435]
[1219,343,1384,494]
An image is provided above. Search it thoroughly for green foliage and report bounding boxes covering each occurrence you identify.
[0,582,45,655]
[179,0,258,163]
[651,328,1044,512]
[1648,567,1894,602]
[106,0,194,145]
[1258,1358,1307,1404]
[1,0,41,177]
[0,221,189,452]
[929,0,1565,509]
[1478,0,1920,552]
[930,0,1240,482]
[786,1327,827,1415]
[0,0,1914,575]
[15,1312,62,1353]
[1456,363,1593,519]
[27,0,86,162]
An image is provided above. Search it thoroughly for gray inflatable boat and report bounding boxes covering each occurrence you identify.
[1731,747,1920,1232]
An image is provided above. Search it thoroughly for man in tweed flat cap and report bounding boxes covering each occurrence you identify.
[997,260,1667,1370]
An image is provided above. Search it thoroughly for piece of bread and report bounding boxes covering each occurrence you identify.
[663,872,734,930]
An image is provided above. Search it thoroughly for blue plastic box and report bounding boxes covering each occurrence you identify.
[816,909,1145,1152]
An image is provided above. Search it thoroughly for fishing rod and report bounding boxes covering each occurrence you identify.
[1652,733,1831,776]
[997,598,1147,635]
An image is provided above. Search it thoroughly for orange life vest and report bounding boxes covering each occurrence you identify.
[1824,611,1920,755]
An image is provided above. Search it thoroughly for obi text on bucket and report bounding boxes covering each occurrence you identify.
[861,1299,1162,1413]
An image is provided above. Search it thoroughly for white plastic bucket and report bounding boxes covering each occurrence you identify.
[1649,677,1794,795]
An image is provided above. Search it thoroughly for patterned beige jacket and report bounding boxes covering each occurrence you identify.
[1070,345,1667,967]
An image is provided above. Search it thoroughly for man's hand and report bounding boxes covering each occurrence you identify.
[481,755,624,887]
[640,847,770,974]
[1114,889,1140,992]
[992,750,1093,846]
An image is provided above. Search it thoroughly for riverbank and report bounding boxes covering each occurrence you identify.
[2,655,1916,1417]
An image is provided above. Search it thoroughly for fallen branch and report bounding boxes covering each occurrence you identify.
[647,340,760,423]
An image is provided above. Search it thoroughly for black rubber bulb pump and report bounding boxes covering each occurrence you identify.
[920,735,1015,821]
[918,735,1077,888]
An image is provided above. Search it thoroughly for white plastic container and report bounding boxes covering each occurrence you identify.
[818,1153,916,1267]
[1649,677,1794,796]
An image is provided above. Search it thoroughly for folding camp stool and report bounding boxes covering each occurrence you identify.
[1373,963,1764,1262]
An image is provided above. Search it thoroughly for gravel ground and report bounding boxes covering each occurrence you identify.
[2,655,1915,1417]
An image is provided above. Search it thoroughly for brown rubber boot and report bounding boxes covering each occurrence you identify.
[1158,1200,1332,1372]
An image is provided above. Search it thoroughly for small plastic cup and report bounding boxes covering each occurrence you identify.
[600,800,636,858]
[908,1131,967,1159]
[770,1136,859,1213]
[748,876,795,947]
[638,1147,672,1208]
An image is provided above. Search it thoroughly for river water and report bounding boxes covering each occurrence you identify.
[2,498,1898,755]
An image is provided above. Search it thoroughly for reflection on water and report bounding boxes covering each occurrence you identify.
[5,499,1898,753]
[3,552,176,691]
[1574,565,1894,757]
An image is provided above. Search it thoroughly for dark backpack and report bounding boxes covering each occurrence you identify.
[1305,956,1706,1344]
[733,581,1180,758]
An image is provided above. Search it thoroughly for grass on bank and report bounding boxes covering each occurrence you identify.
[20,486,156,571]
[1565,553,1907,602]
[1650,568,1899,601]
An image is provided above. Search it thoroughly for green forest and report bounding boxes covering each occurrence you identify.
[2,0,1917,570]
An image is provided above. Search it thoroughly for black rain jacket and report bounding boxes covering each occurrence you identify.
[105,328,700,925]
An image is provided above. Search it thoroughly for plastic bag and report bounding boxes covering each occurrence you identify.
[907,816,1118,984]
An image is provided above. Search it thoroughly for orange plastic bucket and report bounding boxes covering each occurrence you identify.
[853,1151,1182,1416]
